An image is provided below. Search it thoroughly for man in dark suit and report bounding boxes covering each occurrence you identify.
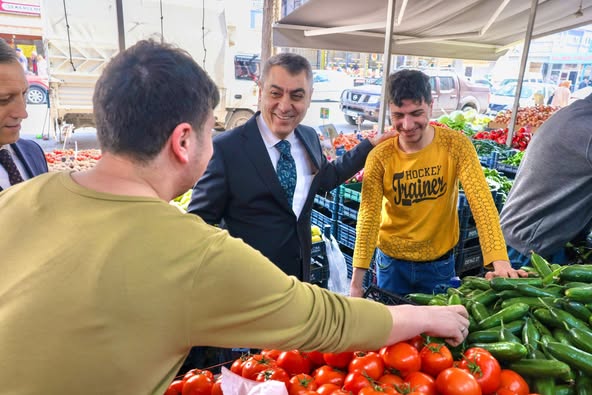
[0,39,48,192]
[188,53,394,281]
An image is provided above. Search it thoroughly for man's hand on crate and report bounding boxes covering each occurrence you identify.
[484,260,528,280]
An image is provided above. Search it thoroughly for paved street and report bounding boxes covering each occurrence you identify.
[20,100,377,153]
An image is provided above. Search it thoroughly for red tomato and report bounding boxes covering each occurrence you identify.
[261,349,282,361]
[359,385,396,395]
[379,342,421,377]
[277,350,312,376]
[183,369,214,384]
[498,369,529,395]
[405,371,436,395]
[464,347,493,359]
[496,390,519,395]
[241,354,277,380]
[323,351,354,369]
[435,368,481,395]
[407,335,426,352]
[419,342,453,378]
[181,373,214,395]
[349,351,385,381]
[458,348,501,394]
[377,373,404,388]
[288,374,318,395]
[163,380,183,395]
[316,383,341,395]
[255,367,290,386]
[342,371,373,394]
[230,356,248,375]
[211,379,223,395]
[330,390,354,395]
[305,350,326,369]
[313,365,346,387]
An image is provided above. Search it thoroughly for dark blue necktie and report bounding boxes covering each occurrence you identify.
[275,140,297,205]
[0,149,24,186]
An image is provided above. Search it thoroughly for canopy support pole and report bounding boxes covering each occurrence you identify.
[377,0,396,134]
[116,0,125,52]
[507,0,539,147]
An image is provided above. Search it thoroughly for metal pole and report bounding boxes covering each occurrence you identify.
[377,0,396,134]
[507,0,539,147]
[116,0,125,52]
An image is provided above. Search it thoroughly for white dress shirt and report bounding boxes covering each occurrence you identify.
[257,115,316,218]
[0,144,29,190]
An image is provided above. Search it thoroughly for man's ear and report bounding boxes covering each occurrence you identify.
[169,122,193,164]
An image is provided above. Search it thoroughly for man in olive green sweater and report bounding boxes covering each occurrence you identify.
[0,40,468,395]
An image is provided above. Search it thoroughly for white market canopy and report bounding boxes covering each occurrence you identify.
[273,0,592,139]
[273,0,592,62]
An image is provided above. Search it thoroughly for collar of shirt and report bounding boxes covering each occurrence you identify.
[256,115,297,149]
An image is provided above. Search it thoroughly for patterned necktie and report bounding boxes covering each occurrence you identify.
[0,149,24,186]
[275,140,297,205]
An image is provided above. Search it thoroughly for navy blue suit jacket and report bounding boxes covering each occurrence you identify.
[188,113,372,281]
[0,139,48,191]
[11,139,48,177]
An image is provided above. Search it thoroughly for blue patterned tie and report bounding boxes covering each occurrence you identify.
[0,149,24,186]
[275,140,297,205]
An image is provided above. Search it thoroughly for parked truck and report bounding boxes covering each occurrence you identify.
[41,0,260,141]
[339,68,490,125]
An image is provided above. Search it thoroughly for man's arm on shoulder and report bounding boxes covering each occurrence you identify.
[317,128,398,191]
[187,140,227,225]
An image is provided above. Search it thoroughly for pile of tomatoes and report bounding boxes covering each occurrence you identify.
[472,127,532,151]
[164,337,536,395]
[44,149,102,172]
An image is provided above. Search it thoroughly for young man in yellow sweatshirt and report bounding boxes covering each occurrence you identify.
[350,69,527,297]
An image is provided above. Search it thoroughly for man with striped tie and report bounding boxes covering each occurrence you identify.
[0,39,47,192]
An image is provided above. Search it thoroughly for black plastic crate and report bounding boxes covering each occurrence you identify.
[310,257,329,288]
[496,163,518,179]
[459,226,479,242]
[314,194,337,214]
[455,244,483,275]
[363,285,418,306]
[311,240,326,257]
[338,202,359,222]
[336,221,357,250]
[311,209,334,232]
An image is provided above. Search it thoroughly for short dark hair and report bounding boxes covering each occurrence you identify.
[387,69,433,106]
[93,39,220,162]
[0,39,19,64]
[260,52,313,86]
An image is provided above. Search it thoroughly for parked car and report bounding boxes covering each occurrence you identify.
[488,82,555,114]
[26,73,49,105]
[311,70,355,102]
[472,79,494,90]
[339,69,490,125]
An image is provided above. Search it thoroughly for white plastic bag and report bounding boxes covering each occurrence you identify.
[325,235,349,295]
[220,366,288,395]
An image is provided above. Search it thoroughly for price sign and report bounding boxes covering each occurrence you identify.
[320,107,330,119]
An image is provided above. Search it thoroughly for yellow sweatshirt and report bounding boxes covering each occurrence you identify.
[353,126,509,269]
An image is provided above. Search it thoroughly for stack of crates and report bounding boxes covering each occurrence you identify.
[455,189,504,275]
[309,225,330,288]
[336,183,376,288]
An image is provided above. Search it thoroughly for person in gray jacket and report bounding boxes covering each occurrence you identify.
[500,93,592,268]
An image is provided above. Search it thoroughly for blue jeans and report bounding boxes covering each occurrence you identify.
[507,245,569,270]
[375,248,455,296]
